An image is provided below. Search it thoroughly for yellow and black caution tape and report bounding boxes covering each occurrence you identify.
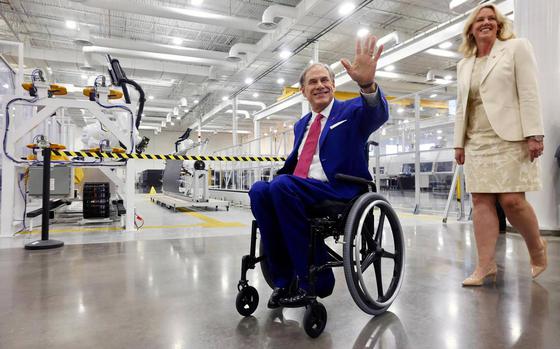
[52,150,286,162]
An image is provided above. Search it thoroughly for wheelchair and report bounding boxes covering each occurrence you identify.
[235,172,406,338]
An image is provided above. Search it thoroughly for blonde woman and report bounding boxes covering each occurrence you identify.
[453,3,547,286]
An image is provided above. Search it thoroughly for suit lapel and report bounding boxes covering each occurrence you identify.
[480,39,506,84]
[319,99,340,149]
[294,112,312,152]
[460,57,475,116]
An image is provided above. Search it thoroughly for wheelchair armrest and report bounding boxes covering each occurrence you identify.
[335,173,376,192]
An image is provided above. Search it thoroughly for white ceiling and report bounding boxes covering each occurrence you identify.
[0,0,482,134]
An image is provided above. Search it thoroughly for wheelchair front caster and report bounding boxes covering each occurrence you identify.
[236,286,259,316]
[303,301,327,338]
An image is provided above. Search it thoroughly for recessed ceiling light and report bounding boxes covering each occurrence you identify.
[81,74,87,79]
[279,50,291,59]
[2,83,9,89]
[172,37,183,45]
[194,99,199,104]
[191,0,204,6]
[222,96,229,101]
[244,77,254,84]
[276,78,285,85]
[357,28,369,38]
[309,59,314,64]
[252,92,259,98]
[437,129,443,134]
[148,95,154,100]
[397,107,404,113]
[439,41,453,49]
[444,75,453,80]
[430,93,438,98]
[338,2,356,15]
[65,20,77,29]
[384,65,395,72]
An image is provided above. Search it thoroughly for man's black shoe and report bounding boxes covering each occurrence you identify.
[279,288,310,308]
[267,287,288,309]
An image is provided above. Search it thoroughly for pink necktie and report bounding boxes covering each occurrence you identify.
[293,114,324,178]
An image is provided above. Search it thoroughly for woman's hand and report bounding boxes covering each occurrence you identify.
[455,148,465,165]
[527,138,544,161]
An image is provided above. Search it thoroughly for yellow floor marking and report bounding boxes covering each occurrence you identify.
[176,208,245,228]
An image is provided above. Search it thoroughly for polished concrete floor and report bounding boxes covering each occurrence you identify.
[0,196,558,348]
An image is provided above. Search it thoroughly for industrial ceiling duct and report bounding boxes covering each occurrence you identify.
[259,4,297,30]
[227,43,258,62]
[207,66,218,81]
[70,0,267,33]
[79,53,96,71]
[73,25,93,46]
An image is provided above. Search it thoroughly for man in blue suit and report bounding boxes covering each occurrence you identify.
[249,35,389,308]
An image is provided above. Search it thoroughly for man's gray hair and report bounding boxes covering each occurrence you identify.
[298,63,336,87]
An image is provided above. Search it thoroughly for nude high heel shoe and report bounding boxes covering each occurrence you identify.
[531,238,548,279]
[462,263,498,287]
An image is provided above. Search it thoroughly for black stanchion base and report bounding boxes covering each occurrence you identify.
[24,239,64,250]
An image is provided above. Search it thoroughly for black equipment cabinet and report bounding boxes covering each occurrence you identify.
[83,182,111,218]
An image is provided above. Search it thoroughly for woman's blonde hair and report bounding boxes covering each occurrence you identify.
[458,3,515,57]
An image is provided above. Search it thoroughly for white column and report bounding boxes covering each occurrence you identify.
[232,97,238,146]
[414,93,420,214]
[125,159,136,231]
[515,0,560,232]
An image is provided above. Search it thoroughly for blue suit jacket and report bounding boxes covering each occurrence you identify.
[278,88,389,198]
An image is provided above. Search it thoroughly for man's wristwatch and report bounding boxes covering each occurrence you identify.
[527,135,544,141]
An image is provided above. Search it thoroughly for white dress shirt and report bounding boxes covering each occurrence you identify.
[297,89,381,181]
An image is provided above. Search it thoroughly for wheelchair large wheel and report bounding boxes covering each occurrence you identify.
[343,192,405,315]
[259,240,275,290]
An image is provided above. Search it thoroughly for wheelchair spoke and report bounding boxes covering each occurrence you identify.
[360,252,376,272]
[381,250,396,259]
[374,211,385,245]
[373,257,384,298]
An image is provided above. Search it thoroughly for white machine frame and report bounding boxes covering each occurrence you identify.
[1,62,137,236]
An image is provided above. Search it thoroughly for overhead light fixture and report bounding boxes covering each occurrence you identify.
[166,113,171,122]
[180,97,188,107]
[425,48,461,59]
[222,96,229,101]
[46,67,52,73]
[279,50,292,59]
[65,20,77,29]
[173,107,179,116]
[276,78,285,85]
[172,37,183,45]
[309,59,314,64]
[2,83,9,89]
[444,75,453,80]
[437,129,443,134]
[397,108,404,113]
[148,95,154,100]
[80,74,88,79]
[170,121,175,126]
[438,41,453,49]
[244,77,254,84]
[338,2,356,16]
[252,92,259,98]
[357,28,369,38]
[437,136,443,140]
[384,65,395,72]
[191,0,204,6]
[449,0,470,10]
[430,93,438,98]
[134,78,175,87]
[161,121,166,127]
[194,99,199,104]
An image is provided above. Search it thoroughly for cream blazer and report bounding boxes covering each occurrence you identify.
[453,38,544,148]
